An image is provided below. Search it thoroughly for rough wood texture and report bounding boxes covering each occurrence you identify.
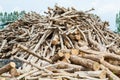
[0,5,120,79]
[9,68,20,77]
[0,62,16,75]
[70,55,100,70]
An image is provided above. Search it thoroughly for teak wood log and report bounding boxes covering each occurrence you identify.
[50,51,64,62]
[0,62,16,75]
[100,59,120,74]
[53,61,85,71]
[80,54,104,62]
[100,65,120,80]
[9,67,20,77]
[71,49,79,55]
[70,55,100,70]
[0,40,7,52]
[61,52,71,63]
[102,53,120,60]
[107,59,120,65]
[75,70,106,79]
[1,5,120,79]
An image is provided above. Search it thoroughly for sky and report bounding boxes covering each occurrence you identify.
[0,0,120,31]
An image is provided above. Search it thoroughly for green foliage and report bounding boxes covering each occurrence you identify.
[116,11,120,33]
[0,11,26,29]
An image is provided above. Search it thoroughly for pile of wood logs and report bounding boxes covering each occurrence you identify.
[0,5,120,80]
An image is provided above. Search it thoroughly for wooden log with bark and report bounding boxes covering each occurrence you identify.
[0,5,120,79]
[70,55,100,70]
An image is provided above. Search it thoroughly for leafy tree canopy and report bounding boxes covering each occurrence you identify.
[0,11,26,29]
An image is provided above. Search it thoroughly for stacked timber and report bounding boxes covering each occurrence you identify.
[0,5,120,80]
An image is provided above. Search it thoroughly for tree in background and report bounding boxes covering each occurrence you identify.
[116,12,120,33]
[0,11,26,23]
[0,11,26,29]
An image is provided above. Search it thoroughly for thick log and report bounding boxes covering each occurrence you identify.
[41,72,77,77]
[80,54,104,62]
[75,70,106,79]
[102,53,120,60]
[61,52,71,63]
[53,61,85,71]
[9,68,20,77]
[0,59,22,68]
[0,62,16,75]
[100,59,120,74]
[51,51,64,62]
[71,49,79,55]
[1,5,120,79]
[70,55,100,70]
[100,65,120,80]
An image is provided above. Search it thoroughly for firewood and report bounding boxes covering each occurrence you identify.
[41,72,77,77]
[53,61,85,71]
[80,54,104,62]
[0,59,22,69]
[61,52,71,63]
[61,58,70,63]
[9,68,20,77]
[0,5,120,79]
[75,70,106,79]
[64,39,71,48]
[0,62,16,75]
[107,59,120,65]
[100,59,120,74]
[59,34,64,49]
[77,46,101,54]
[102,53,120,60]
[0,40,7,52]
[51,51,64,62]
[33,30,52,52]
[70,55,100,70]
[64,52,71,59]
[68,34,75,40]
[17,44,52,63]
[71,49,79,55]
[75,34,81,41]
[100,65,120,80]
[51,34,59,45]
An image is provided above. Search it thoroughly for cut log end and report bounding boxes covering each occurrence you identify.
[93,62,100,71]
[71,49,79,55]
[99,70,106,79]
[58,52,64,57]
[9,62,16,68]
[51,52,64,62]
[10,68,20,77]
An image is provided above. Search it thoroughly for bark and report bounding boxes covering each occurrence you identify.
[70,55,100,70]
[0,62,16,75]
